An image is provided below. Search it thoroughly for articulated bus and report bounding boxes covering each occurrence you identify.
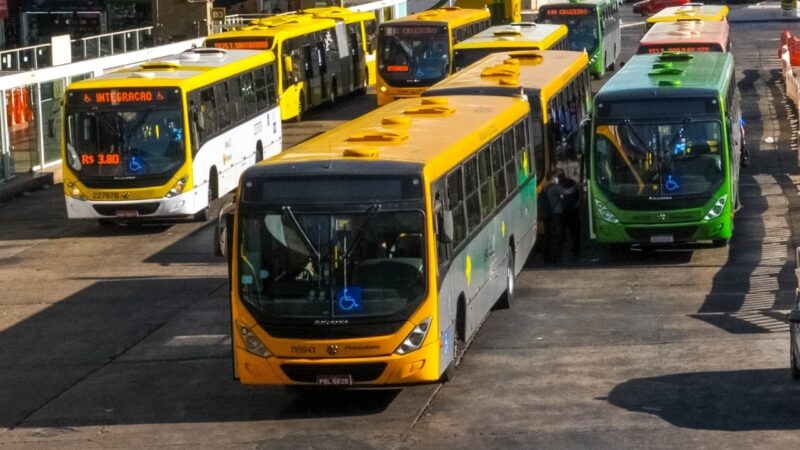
[637,18,729,54]
[538,0,620,79]
[452,22,568,72]
[425,50,591,187]
[645,4,729,31]
[206,11,373,121]
[223,95,538,385]
[300,7,378,85]
[376,7,491,105]
[62,48,281,224]
[588,52,741,247]
[454,0,522,24]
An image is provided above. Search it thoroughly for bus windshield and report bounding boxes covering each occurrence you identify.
[379,25,450,86]
[593,120,724,197]
[238,209,427,320]
[540,12,597,53]
[65,107,185,179]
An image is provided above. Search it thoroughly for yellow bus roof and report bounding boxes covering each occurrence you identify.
[66,48,275,93]
[299,6,376,23]
[426,50,588,106]
[205,14,337,50]
[383,7,491,28]
[646,4,729,24]
[454,23,567,50]
[262,95,529,179]
[640,19,728,45]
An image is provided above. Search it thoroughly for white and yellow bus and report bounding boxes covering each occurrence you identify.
[206,11,373,121]
[221,95,539,385]
[62,48,282,224]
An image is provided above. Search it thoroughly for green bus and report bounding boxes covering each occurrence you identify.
[588,52,742,247]
[537,0,620,79]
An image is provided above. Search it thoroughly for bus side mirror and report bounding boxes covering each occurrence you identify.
[192,105,205,132]
[439,210,454,244]
[215,202,235,258]
[284,55,293,74]
[580,119,591,157]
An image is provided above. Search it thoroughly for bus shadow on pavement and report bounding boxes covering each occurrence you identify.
[0,274,402,430]
[607,369,800,430]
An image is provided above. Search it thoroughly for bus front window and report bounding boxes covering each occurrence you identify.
[540,14,598,54]
[379,25,450,86]
[65,107,185,180]
[238,209,427,320]
[594,120,724,197]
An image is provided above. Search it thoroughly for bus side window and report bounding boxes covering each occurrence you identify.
[302,44,314,80]
[514,121,528,179]
[434,191,448,265]
[199,86,217,142]
[463,156,481,232]
[365,19,377,53]
[214,82,231,131]
[478,147,495,219]
[240,71,257,117]
[446,167,467,247]
[254,67,269,111]
[529,116,544,181]
[491,139,507,203]
[227,76,242,124]
[503,130,517,193]
[266,65,277,105]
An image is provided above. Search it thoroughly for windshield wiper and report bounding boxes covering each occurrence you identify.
[344,204,381,261]
[622,119,652,153]
[282,206,320,260]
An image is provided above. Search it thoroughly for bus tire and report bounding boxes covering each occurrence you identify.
[495,247,514,310]
[255,141,264,163]
[356,69,368,95]
[294,91,304,123]
[194,169,217,222]
[441,294,466,383]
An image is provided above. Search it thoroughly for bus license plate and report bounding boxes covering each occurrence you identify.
[316,374,352,386]
[650,234,674,243]
[115,210,139,218]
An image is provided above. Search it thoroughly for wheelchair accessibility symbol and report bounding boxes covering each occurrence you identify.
[127,156,145,174]
[664,174,680,192]
[336,287,362,313]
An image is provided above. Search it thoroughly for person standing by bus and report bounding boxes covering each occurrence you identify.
[558,171,581,258]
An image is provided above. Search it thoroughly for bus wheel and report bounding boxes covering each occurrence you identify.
[356,70,368,96]
[294,92,304,123]
[494,248,514,310]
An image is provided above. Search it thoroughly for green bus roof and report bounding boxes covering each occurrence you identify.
[596,52,733,100]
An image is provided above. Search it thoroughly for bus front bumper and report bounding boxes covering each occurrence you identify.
[595,218,732,244]
[65,189,203,220]
[235,341,442,386]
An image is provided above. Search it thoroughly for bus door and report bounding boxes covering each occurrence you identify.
[347,23,363,91]
[310,37,326,104]
[331,22,351,95]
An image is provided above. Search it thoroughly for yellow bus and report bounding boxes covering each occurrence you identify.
[455,0,522,24]
[645,4,729,31]
[220,95,539,386]
[206,12,371,121]
[452,22,568,72]
[424,50,590,187]
[62,48,282,225]
[300,7,378,86]
[376,7,492,105]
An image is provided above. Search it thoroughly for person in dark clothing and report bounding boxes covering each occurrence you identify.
[558,171,581,257]
[542,171,567,263]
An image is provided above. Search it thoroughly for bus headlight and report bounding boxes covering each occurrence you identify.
[594,199,620,224]
[380,85,387,93]
[703,195,728,221]
[67,181,86,201]
[165,177,188,198]
[236,321,271,357]
[395,317,432,355]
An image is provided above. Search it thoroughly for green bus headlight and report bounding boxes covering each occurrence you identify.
[703,194,727,221]
[594,199,620,224]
